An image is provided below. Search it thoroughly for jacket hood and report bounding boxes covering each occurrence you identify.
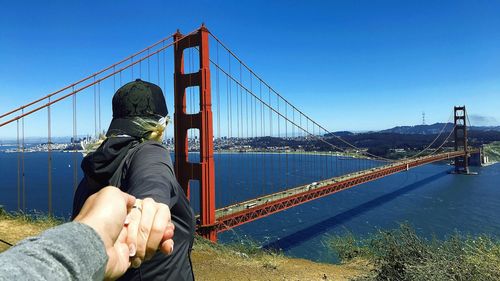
[81,136,139,190]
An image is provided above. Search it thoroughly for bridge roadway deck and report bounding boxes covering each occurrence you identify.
[209,150,476,233]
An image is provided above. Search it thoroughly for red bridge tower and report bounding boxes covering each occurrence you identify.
[454,106,469,174]
[174,26,217,241]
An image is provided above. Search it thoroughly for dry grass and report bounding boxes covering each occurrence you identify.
[192,236,371,281]
[0,208,61,252]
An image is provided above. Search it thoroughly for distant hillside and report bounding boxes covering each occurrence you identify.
[320,127,500,159]
[380,123,500,135]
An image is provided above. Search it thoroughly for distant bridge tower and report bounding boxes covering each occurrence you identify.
[453,106,469,174]
[174,25,217,241]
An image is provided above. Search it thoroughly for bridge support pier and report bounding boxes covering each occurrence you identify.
[174,25,217,241]
[453,106,470,174]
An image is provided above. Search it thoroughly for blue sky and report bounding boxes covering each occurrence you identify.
[0,0,499,138]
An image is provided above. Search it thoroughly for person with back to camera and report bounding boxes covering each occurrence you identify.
[72,79,195,281]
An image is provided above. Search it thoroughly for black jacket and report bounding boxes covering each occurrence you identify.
[72,137,195,281]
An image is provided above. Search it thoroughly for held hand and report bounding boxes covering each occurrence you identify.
[74,186,136,280]
[74,187,175,279]
[126,198,175,268]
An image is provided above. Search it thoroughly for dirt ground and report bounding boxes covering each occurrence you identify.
[191,246,370,281]
[0,217,370,281]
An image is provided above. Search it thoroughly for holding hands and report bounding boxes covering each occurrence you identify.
[126,198,175,268]
[74,186,175,280]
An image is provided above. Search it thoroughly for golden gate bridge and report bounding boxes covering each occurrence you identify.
[0,25,479,242]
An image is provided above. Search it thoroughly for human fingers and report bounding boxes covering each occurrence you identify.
[162,222,175,242]
[131,198,157,268]
[104,227,130,281]
[159,239,174,256]
[144,203,172,260]
[125,199,143,259]
[155,223,175,255]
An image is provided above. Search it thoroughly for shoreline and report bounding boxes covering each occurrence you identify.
[482,161,498,167]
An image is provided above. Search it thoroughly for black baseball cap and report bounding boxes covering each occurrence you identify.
[106,79,168,137]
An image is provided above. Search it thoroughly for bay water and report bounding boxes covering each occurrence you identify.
[0,151,499,263]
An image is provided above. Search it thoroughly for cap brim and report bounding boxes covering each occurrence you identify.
[106,117,143,137]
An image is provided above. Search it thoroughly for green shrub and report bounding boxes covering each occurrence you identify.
[328,230,372,261]
[327,224,500,281]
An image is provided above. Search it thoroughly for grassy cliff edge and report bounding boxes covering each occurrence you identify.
[0,210,369,281]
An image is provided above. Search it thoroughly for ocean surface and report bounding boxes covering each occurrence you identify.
[1,150,499,263]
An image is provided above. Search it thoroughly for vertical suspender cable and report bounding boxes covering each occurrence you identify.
[235,61,240,194]
[245,76,249,143]
[292,107,295,183]
[215,41,221,207]
[254,77,259,195]
[313,120,316,179]
[139,54,142,79]
[16,120,20,211]
[297,114,305,183]
[131,56,134,80]
[243,74,247,195]
[305,118,308,181]
[113,66,116,93]
[324,128,327,180]
[147,48,151,81]
[21,109,25,211]
[98,82,102,136]
[225,56,230,204]
[259,80,266,194]
[93,76,97,137]
[284,102,288,190]
[227,52,233,204]
[236,64,240,141]
[250,74,255,196]
[245,79,250,196]
[330,135,333,177]
[239,64,243,142]
[72,86,78,192]
[227,52,232,139]
[162,41,166,94]
[47,97,52,215]
[157,50,160,85]
[268,87,273,193]
[276,94,281,193]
